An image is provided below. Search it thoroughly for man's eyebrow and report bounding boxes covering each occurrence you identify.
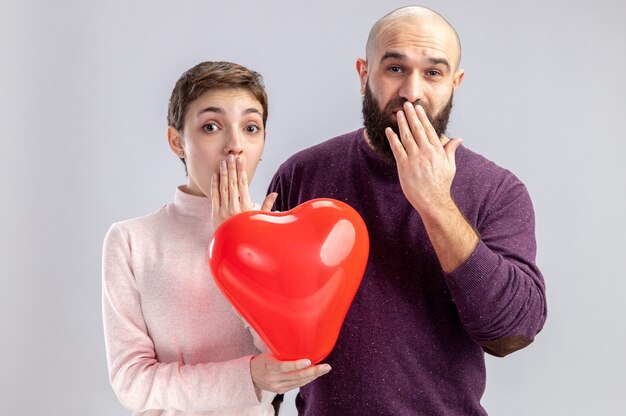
[428,57,450,71]
[380,51,407,63]
[380,53,451,71]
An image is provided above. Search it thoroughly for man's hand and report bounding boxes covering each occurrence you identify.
[384,101,461,215]
[251,353,331,394]
[211,155,277,228]
[384,101,478,273]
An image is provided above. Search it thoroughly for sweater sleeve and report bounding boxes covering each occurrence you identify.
[102,224,267,412]
[267,170,288,212]
[443,177,547,355]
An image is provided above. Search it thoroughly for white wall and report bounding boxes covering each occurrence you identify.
[1,0,625,414]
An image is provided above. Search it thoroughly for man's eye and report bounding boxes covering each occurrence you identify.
[202,123,219,132]
[427,70,441,77]
[245,125,261,133]
[389,66,403,73]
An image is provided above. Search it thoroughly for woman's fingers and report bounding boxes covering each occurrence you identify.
[226,155,240,212]
[261,192,278,212]
[275,362,331,392]
[276,358,311,373]
[251,354,332,394]
[210,173,220,223]
[212,155,268,227]
[236,156,253,210]
[219,159,229,209]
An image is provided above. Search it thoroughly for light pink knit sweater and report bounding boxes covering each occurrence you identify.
[102,187,275,415]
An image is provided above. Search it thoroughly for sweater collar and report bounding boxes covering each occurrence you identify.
[356,127,466,176]
[356,128,400,180]
[172,185,213,218]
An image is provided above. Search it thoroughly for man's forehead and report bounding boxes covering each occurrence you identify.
[367,12,461,69]
[374,20,456,62]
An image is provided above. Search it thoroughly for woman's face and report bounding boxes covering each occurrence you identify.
[168,88,265,197]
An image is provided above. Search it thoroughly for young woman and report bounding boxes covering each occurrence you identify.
[102,61,330,416]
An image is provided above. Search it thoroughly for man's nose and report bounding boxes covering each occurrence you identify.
[399,73,424,104]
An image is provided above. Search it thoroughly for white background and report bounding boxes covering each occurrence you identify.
[1,0,625,414]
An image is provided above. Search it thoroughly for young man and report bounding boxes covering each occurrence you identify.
[268,6,547,415]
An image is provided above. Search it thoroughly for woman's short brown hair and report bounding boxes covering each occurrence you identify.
[167,61,268,132]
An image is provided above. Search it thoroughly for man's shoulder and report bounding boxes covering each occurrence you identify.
[455,144,529,206]
[457,145,519,181]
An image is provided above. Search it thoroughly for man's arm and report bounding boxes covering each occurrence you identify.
[385,102,546,356]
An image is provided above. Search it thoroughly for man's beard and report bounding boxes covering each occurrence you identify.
[362,83,453,163]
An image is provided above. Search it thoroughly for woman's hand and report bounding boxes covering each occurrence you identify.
[211,155,278,228]
[251,353,332,394]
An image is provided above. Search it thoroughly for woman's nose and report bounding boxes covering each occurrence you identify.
[224,132,244,155]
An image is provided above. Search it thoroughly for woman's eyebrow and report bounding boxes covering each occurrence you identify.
[242,108,263,116]
[196,107,262,117]
[197,106,223,117]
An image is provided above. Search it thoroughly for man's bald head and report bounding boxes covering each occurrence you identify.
[365,6,462,70]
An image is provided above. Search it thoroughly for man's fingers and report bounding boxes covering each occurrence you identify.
[415,104,440,147]
[396,109,419,154]
[261,192,278,212]
[444,137,463,164]
[385,127,406,162]
[403,102,429,150]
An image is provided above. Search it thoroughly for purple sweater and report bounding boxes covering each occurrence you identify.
[267,129,546,415]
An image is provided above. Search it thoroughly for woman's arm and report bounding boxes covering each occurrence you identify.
[103,224,265,412]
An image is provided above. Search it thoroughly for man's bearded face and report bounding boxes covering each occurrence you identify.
[362,82,453,163]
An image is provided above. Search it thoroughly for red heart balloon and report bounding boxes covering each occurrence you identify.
[208,198,369,364]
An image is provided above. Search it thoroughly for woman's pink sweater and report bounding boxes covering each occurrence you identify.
[102,186,274,415]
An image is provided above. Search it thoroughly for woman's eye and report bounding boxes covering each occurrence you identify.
[202,123,219,132]
[245,125,261,134]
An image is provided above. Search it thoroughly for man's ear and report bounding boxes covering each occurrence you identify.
[167,126,185,157]
[452,69,465,92]
[356,58,368,95]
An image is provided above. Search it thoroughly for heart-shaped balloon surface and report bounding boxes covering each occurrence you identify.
[208,198,369,364]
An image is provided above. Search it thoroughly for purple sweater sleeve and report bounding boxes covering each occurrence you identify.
[444,173,546,355]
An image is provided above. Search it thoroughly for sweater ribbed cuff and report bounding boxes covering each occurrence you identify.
[245,355,277,408]
[443,240,500,294]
